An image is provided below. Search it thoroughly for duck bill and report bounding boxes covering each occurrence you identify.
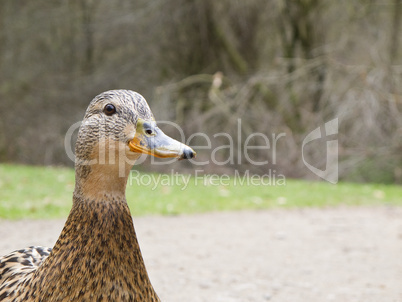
[128,124,195,160]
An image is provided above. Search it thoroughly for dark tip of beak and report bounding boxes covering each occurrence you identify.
[182,148,196,160]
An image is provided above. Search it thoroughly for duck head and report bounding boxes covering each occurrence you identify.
[74,90,195,198]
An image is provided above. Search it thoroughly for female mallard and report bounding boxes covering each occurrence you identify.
[0,90,195,301]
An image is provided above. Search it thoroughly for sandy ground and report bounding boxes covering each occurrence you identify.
[0,207,401,302]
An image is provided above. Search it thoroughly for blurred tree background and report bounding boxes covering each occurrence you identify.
[0,0,401,183]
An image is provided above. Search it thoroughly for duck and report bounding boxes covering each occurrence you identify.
[0,89,196,301]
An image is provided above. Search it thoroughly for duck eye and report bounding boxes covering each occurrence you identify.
[104,104,116,116]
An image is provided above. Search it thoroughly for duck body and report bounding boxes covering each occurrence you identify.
[1,196,159,301]
[0,90,195,301]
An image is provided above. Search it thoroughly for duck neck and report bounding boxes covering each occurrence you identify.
[33,164,160,301]
[73,162,132,200]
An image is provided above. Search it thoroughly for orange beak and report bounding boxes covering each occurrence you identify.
[128,119,196,160]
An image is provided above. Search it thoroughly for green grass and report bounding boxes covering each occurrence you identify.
[0,164,401,219]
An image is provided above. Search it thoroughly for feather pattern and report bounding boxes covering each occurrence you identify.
[0,247,52,300]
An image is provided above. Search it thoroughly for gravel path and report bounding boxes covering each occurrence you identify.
[0,207,401,302]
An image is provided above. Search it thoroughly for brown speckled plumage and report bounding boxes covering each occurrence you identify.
[0,90,194,301]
